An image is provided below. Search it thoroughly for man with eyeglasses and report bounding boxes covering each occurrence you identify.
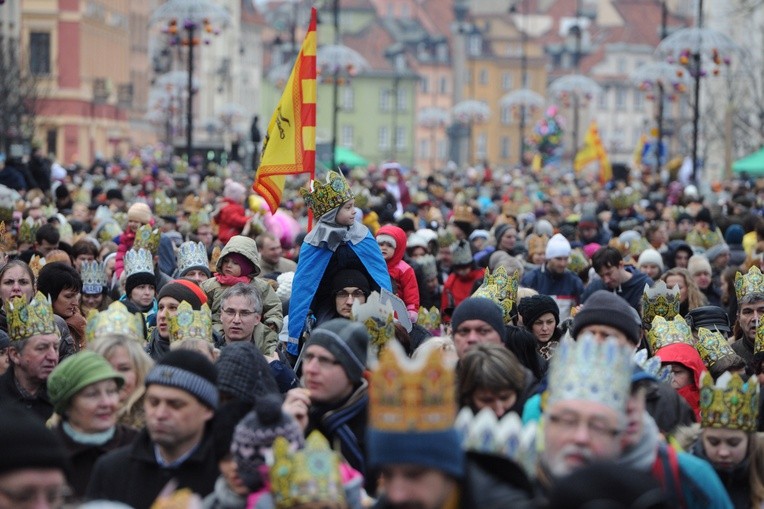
[219,282,277,356]
[331,269,370,319]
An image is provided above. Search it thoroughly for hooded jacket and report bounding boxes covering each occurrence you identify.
[655,343,706,421]
[376,224,419,314]
[216,197,249,245]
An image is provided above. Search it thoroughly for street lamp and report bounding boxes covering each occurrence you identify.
[548,74,601,157]
[500,89,544,166]
[150,0,230,162]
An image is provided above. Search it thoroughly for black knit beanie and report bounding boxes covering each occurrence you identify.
[517,295,560,329]
[125,271,156,299]
[571,290,642,345]
[217,342,280,405]
[451,297,506,342]
[331,269,371,295]
[0,403,68,475]
[305,318,369,383]
[145,349,219,409]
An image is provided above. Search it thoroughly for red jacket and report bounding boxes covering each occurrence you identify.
[376,225,419,313]
[441,268,485,320]
[654,343,705,421]
[216,198,249,244]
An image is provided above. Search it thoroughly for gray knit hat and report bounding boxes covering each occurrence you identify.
[305,318,369,383]
[216,342,279,405]
[145,350,219,409]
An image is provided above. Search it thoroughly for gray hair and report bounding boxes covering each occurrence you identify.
[220,282,263,315]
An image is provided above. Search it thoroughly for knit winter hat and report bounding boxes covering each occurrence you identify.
[276,271,294,303]
[305,318,369,384]
[687,255,712,276]
[232,394,306,491]
[217,342,280,405]
[517,294,559,329]
[545,233,571,259]
[157,279,207,309]
[0,403,68,475]
[451,297,506,342]
[571,290,642,345]
[223,252,257,277]
[637,249,664,271]
[125,271,156,299]
[127,202,152,224]
[704,243,730,262]
[331,269,370,295]
[47,351,125,414]
[725,224,744,245]
[145,349,219,409]
[535,219,554,237]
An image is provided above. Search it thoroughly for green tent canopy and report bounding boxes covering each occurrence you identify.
[733,147,764,175]
[318,145,368,168]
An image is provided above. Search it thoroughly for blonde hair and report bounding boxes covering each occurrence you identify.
[411,336,457,366]
[89,334,153,418]
[661,267,707,311]
[170,338,218,362]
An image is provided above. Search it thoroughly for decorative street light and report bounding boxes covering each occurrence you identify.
[418,107,450,171]
[548,74,601,157]
[150,0,231,161]
[451,100,490,165]
[500,89,545,165]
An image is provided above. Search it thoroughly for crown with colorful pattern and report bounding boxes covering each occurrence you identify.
[168,302,212,343]
[176,241,209,276]
[647,315,693,354]
[452,204,477,224]
[154,190,177,218]
[567,248,588,274]
[547,334,633,413]
[695,327,737,370]
[369,340,455,433]
[0,221,16,253]
[351,291,395,354]
[756,321,764,357]
[471,266,519,325]
[17,217,39,246]
[300,171,354,218]
[633,349,671,383]
[85,301,145,343]
[611,187,640,210]
[5,292,58,342]
[188,210,211,232]
[124,248,154,277]
[81,260,108,294]
[97,220,122,245]
[28,254,45,279]
[204,175,223,193]
[133,225,161,255]
[641,281,681,328]
[437,228,457,248]
[735,265,764,301]
[269,431,346,509]
[699,371,759,432]
[417,306,441,332]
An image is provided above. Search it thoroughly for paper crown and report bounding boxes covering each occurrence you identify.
[154,190,177,218]
[269,431,346,509]
[97,220,122,245]
[204,175,223,193]
[699,371,759,432]
[735,265,764,301]
[17,217,39,245]
[168,301,212,343]
[641,282,681,328]
[124,248,154,277]
[209,246,222,274]
[695,327,737,370]
[81,260,108,294]
[633,349,671,383]
[5,292,58,342]
[471,266,519,325]
[0,221,17,252]
[85,301,145,343]
[647,315,693,354]
[188,210,211,231]
[547,334,633,413]
[611,187,640,210]
[300,171,354,218]
[437,228,457,248]
[182,194,203,213]
[176,241,209,276]
[369,340,455,433]
[756,321,764,357]
[567,248,588,274]
[351,291,395,354]
[526,233,548,255]
[454,407,537,478]
[28,254,45,279]
[133,225,161,255]
[417,306,441,332]
[452,204,476,224]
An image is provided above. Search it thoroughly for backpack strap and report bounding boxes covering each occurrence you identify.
[652,443,685,509]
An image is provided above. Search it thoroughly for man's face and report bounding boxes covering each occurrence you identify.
[0,468,67,509]
[597,263,623,290]
[738,300,764,341]
[157,296,181,339]
[547,256,569,274]
[301,345,353,404]
[221,295,261,342]
[674,250,690,268]
[622,386,647,449]
[334,287,366,318]
[184,269,209,285]
[196,225,214,248]
[10,334,59,384]
[37,239,59,257]
[261,237,283,265]
[144,384,214,453]
[577,324,634,351]
[452,319,502,358]
[380,464,457,509]
[542,400,624,478]
[74,253,94,272]
[713,252,730,270]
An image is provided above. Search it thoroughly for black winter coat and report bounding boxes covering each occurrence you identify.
[0,367,53,422]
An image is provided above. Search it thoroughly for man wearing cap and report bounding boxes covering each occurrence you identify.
[582,246,653,312]
[147,279,211,360]
[450,297,505,358]
[521,233,584,321]
[0,404,69,509]
[87,350,220,508]
[328,269,370,321]
[282,318,370,480]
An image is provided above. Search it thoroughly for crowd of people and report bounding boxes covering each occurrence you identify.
[1,149,764,508]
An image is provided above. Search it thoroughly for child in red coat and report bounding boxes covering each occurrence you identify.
[216,179,251,244]
[376,224,420,322]
[442,239,484,320]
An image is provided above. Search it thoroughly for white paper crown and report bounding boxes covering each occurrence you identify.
[547,334,633,413]
[176,241,209,276]
[124,248,154,277]
[81,260,108,294]
[351,291,395,355]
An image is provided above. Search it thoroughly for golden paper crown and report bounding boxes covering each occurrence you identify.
[97,220,122,245]
[154,190,177,218]
[437,228,457,248]
[0,221,17,253]
[699,371,759,432]
[686,228,724,250]
[85,301,145,343]
[641,281,680,328]
[28,254,45,279]
[526,233,548,255]
[81,260,108,294]
[5,292,58,342]
[735,265,764,301]
[209,246,222,273]
[647,315,693,354]
[567,248,588,274]
[417,306,441,331]
[452,204,476,224]
[471,266,519,325]
[351,291,395,354]
[369,340,455,433]
[204,175,223,193]
[168,302,212,343]
[176,241,209,276]
[182,194,204,213]
[695,327,737,369]
[269,431,345,509]
[611,187,640,210]
[124,248,154,277]
[300,171,354,218]
[133,225,161,255]
[188,210,211,232]
[18,217,39,245]
[756,321,764,356]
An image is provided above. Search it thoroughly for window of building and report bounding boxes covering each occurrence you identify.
[615,87,627,110]
[502,72,512,91]
[617,58,626,74]
[420,76,429,94]
[341,125,354,147]
[29,32,51,75]
[397,88,407,110]
[479,68,488,85]
[378,127,390,150]
[598,89,608,110]
[468,35,482,56]
[476,133,487,159]
[342,86,354,111]
[439,76,448,94]
[379,88,391,112]
[396,126,406,150]
[419,138,430,159]
[501,136,510,159]
[437,139,447,159]
[633,90,643,110]
[501,105,511,125]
